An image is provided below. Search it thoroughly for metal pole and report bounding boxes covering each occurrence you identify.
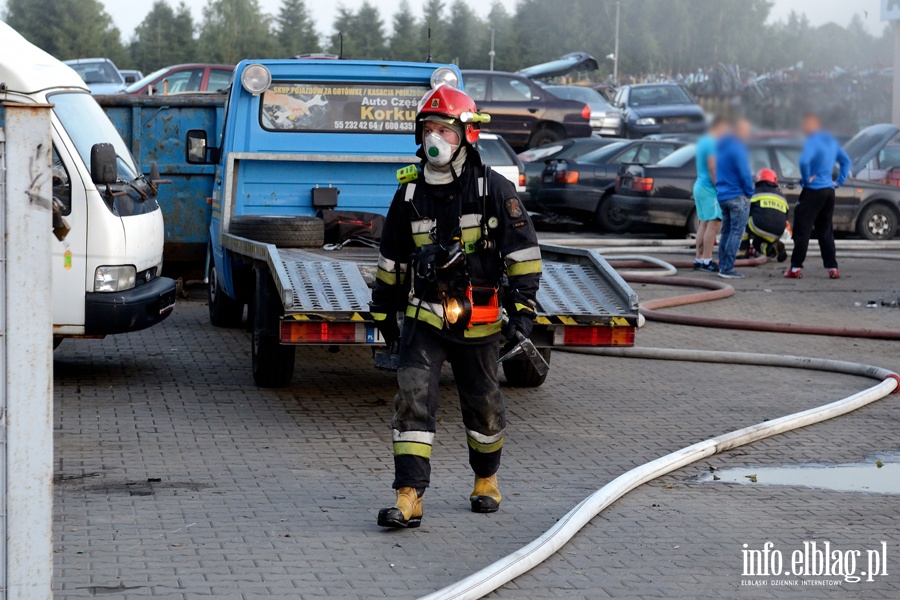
[1,102,54,600]
[489,28,495,71]
[893,21,900,125]
[613,0,620,84]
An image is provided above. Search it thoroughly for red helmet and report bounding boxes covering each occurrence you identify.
[756,168,778,185]
[415,86,490,145]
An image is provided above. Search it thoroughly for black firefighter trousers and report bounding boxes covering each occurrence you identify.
[391,322,506,490]
[790,187,838,270]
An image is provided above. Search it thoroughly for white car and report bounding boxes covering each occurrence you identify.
[475,132,529,200]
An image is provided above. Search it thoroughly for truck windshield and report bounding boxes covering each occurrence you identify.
[49,91,140,182]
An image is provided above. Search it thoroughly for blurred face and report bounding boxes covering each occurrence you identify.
[803,115,821,136]
[710,121,728,138]
[734,119,751,140]
[423,120,461,147]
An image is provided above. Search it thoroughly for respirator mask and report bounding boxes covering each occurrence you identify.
[424,132,458,167]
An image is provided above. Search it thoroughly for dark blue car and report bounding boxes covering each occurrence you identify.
[611,83,706,139]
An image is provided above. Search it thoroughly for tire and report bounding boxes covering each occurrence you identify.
[208,258,244,328]
[502,348,551,388]
[595,194,633,233]
[686,209,699,235]
[229,215,325,248]
[528,126,563,149]
[856,203,898,241]
[251,266,295,387]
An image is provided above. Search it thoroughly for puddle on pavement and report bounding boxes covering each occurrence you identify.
[699,456,900,495]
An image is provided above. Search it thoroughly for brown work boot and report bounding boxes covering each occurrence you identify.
[470,474,501,513]
[377,487,423,528]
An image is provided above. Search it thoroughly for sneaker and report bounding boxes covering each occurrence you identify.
[828,269,840,279]
[718,271,745,279]
[703,261,719,273]
[784,268,802,279]
[693,260,702,271]
[775,241,788,263]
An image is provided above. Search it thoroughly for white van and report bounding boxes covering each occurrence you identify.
[0,23,175,341]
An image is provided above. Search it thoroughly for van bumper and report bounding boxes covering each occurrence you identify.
[84,277,177,335]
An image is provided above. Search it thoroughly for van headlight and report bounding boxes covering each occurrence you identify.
[431,67,460,90]
[636,117,657,126]
[241,64,271,95]
[94,266,136,292]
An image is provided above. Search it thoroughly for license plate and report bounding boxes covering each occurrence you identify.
[158,290,176,315]
[366,326,385,344]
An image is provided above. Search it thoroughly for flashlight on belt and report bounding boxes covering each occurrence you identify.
[444,286,499,330]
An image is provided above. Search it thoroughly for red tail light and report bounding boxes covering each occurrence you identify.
[280,321,358,344]
[555,325,635,347]
[581,104,591,120]
[554,170,579,185]
[631,176,654,192]
[519,172,526,187]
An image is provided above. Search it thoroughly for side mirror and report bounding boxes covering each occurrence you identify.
[90,143,117,185]
[186,130,213,164]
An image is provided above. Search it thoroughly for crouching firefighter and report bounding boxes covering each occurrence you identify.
[739,168,789,262]
[370,85,542,528]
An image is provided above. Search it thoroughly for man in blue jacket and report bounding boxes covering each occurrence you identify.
[715,118,755,279]
[785,113,851,279]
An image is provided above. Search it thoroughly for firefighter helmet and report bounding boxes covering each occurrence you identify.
[756,168,778,185]
[415,86,490,145]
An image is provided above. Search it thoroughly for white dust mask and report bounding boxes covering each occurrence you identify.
[424,132,457,167]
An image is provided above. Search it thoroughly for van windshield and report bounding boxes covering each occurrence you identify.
[49,91,140,182]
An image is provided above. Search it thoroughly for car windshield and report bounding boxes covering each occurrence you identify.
[50,92,140,181]
[575,141,629,164]
[518,143,567,162]
[476,139,513,166]
[67,61,123,85]
[656,144,697,168]
[629,85,691,107]
[124,66,171,93]
[546,86,612,110]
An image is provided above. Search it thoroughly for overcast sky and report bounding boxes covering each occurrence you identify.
[101,0,886,40]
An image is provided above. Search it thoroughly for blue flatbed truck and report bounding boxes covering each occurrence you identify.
[109,59,641,387]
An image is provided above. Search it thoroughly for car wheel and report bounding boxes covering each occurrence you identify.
[686,209,699,235]
[528,126,563,149]
[856,203,898,240]
[596,194,633,233]
[208,255,244,328]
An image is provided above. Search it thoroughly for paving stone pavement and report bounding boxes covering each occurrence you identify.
[53,255,900,599]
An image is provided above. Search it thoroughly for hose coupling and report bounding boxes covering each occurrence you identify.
[884,373,900,394]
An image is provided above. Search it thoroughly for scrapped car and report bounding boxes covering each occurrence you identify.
[518,137,624,207]
[120,69,143,85]
[606,126,900,239]
[124,64,234,95]
[545,85,622,137]
[63,58,126,94]
[475,132,528,202]
[537,139,684,228]
[611,83,706,138]
[461,69,592,149]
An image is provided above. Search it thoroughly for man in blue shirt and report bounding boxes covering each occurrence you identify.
[715,117,755,279]
[785,112,851,279]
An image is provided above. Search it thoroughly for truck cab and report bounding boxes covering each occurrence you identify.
[0,23,176,341]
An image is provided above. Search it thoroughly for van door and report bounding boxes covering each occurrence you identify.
[50,139,88,328]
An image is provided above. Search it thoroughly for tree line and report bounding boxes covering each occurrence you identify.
[2,0,891,79]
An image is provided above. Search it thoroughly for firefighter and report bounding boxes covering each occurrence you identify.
[370,85,541,528]
[740,168,789,261]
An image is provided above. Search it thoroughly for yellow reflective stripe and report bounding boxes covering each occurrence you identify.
[406,304,444,329]
[514,302,535,313]
[467,435,504,453]
[752,195,788,212]
[413,232,432,247]
[376,268,406,285]
[461,226,481,243]
[463,319,503,338]
[393,441,432,458]
[371,312,387,321]
[505,246,542,264]
[507,259,543,276]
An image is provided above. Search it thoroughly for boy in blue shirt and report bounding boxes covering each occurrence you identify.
[715,118,755,279]
[692,116,727,272]
[785,113,851,279]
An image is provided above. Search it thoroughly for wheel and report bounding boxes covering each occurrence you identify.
[528,126,563,149]
[251,266,295,387]
[595,194,633,233]
[208,258,244,328]
[502,348,551,387]
[229,215,325,248]
[856,203,897,240]
[686,209,699,235]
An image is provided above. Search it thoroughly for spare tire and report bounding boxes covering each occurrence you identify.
[229,215,325,248]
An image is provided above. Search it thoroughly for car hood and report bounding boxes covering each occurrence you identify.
[87,82,125,94]
[630,104,705,119]
[519,52,599,79]
[844,123,900,176]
